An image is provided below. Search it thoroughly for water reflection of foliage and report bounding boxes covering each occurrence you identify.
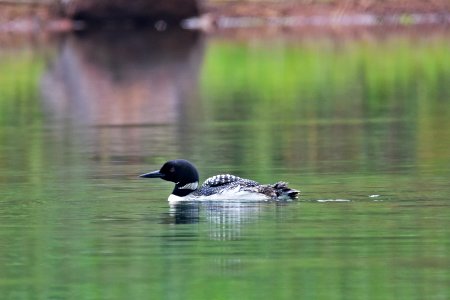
[198,34,450,176]
[0,50,44,126]
[0,49,45,187]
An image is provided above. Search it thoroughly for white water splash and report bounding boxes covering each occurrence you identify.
[316,199,351,203]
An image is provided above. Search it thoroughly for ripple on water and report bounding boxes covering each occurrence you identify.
[316,199,351,203]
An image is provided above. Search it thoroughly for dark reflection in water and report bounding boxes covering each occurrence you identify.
[43,29,203,127]
[40,29,204,167]
[167,202,201,224]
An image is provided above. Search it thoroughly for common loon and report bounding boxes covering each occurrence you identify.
[139,159,299,202]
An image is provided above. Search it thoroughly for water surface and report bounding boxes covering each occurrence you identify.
[0,28,449,299]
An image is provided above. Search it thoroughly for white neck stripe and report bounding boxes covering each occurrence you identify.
[178,182,198,190]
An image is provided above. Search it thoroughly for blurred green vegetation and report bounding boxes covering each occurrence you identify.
[201,35,449,119]
[0,50,44,126]
[0,50,45,186]
[199,34,450,177]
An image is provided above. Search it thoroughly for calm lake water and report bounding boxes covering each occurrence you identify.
[0,27,449,299]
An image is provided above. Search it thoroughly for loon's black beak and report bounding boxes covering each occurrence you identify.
[139,170,164,178]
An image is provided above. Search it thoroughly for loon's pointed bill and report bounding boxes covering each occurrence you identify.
[140,159,300,202]
[139,170,164,178]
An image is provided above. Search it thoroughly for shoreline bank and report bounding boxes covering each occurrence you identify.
[1,0,449,32]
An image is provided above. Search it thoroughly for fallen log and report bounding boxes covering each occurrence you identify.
[61,0,201,24]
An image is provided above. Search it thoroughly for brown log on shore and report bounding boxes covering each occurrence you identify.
[61,0,201,23]
[1,0,449,31]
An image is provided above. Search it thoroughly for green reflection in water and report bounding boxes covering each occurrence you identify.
[0,50,44,124]
[199,35,450,178]
[0,49,45,189]
[0,31,449,300]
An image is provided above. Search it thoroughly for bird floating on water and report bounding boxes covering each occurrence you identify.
[139,159,299,202]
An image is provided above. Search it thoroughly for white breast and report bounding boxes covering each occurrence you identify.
[168,187,270,203]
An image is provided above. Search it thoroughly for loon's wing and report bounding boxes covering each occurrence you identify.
[196,174,260,197]
[202,174,258,187]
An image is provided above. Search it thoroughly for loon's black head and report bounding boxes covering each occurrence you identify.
[139,159,199,197]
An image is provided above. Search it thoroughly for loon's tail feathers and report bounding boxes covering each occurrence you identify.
[272,182,300,200]
[257,182,299,200]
